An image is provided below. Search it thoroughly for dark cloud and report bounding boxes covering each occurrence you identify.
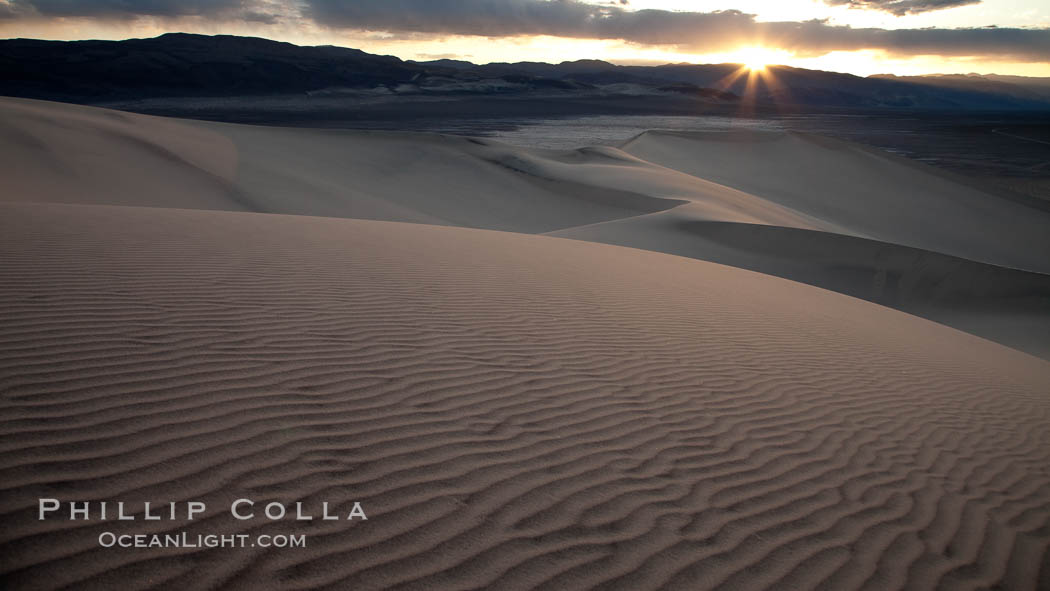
[761,20,1050,60]
[303,0,1050,61]
[304,0,611,39]
[823,0,981,17]
[242,10,280,25]
[4,0,1049,62]
[9,0,252,19]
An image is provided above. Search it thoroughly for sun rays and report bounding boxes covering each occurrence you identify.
[707,47,795,114]
[736,46,782,72]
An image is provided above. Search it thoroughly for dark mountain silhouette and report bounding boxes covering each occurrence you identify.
[410,59,476,70]
[872,73,1050,103]
[2,33,1049,111]
[0,33,423,100]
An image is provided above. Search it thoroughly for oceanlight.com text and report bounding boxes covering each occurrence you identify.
[98,531,306,549]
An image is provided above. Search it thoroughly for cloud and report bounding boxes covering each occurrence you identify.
[4,0,1050,62]
[303,0,612,39]
[415,53,473,60]
[762,21,1050,61]
[302,0,1049,60]
[823,0,981,17]
[242,10,280,24]
[9,0,254,19]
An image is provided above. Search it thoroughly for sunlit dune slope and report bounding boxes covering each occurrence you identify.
[622,130,1050,274]
[0,97,813,233]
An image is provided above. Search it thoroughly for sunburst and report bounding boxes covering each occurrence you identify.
[735,47,782,72]
[706,47,795,116]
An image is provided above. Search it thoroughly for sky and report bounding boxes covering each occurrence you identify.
[1,0,1049,77]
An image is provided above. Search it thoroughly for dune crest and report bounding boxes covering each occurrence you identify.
[4,97,803,233]
[551,220,1050,359]
[622,130,1050,274]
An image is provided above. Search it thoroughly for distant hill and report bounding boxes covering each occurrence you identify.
[411,59,476,70]
[0,33,422,100]
[2,33,1049,111]
[872,73,1050,103]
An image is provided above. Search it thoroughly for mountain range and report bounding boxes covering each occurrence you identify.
[2,32,1049,112]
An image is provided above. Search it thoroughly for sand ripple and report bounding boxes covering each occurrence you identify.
[1,203,1048,590]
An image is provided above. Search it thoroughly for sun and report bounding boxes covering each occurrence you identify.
[735,47,781,72]
[746,60,767,72]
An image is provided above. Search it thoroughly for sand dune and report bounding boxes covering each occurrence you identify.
[2,97,1050,589]
[0,98,243,211]
[622,130,1050,274]
[8,98,1048,269]
[4,97,816,233]
[552,219,1050,358]
[0,97,678,232]
[3,95,1049,358]
[2,202,1049,591]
